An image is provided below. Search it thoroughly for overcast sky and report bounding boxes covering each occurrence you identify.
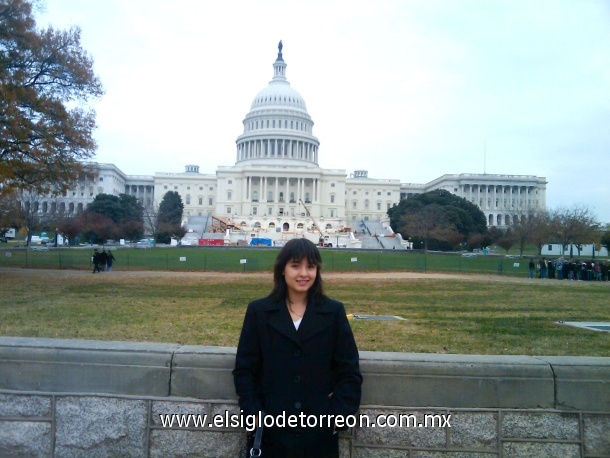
[37,0,610,224]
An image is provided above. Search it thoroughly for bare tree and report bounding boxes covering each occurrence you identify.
[511,208,549,256]
[549,206,600,257]
[13,188,49,245]
[398,204,456,251]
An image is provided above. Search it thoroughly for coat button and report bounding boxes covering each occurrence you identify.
[293,375,301,383]
[294,401,302,409]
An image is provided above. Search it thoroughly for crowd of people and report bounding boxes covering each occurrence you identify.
[92,249,116,273]
[528,257,609,281]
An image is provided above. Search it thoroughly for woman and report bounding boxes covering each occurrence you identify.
[233,238,362,457]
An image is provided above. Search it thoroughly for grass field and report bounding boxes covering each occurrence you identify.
[1,268,608,356]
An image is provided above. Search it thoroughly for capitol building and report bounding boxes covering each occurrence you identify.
[50,44,547,245]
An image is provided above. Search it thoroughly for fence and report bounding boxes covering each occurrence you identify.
[0,246,542,277]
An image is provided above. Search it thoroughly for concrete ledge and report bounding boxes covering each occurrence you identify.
[0,337,176,396]
[359,351,555,409]
[0,337,608,412]
[537,356,610,411]
[171,345,237,399]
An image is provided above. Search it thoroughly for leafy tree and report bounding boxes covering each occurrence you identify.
[56,216,82,246]
[82,193,144,242]
[119,219,144,243]
[388,190,488,251]
[154,191,184,244]
[496,230,517,254]
[86,193,143,224]
[487,226,505,245]
[158,191,184,226]
[80,211,115,245]
[0,0,103,197]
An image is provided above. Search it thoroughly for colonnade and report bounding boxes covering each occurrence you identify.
[237,138,318,163]
[244,176,320,206]
[462,184,540,211]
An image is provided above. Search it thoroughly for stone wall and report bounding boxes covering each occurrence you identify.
[0,337,608,457]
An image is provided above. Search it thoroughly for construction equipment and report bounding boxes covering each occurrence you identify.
[299,199,332,247]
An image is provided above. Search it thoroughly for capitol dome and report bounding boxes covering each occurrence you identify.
[235,42,320,168]
[250,82,307,113]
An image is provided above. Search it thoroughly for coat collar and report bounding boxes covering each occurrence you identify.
[265,296,334,347]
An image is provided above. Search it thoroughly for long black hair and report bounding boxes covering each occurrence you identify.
[270,238,327,303]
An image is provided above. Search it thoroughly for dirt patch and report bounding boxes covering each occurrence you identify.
[1,267,544,285]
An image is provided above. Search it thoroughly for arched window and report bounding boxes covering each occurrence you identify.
[254,222,261,229]
[326,224,332,230]
[283,222,290,231]
[268,222,275,229]
[297,223,304,229]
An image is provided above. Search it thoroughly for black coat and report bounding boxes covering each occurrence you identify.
[233,295,362,457]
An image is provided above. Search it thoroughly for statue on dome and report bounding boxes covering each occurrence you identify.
[278,40,283,53]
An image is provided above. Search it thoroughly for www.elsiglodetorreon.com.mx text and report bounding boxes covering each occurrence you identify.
[159,411,452,432]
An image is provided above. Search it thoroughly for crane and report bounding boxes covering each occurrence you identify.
[299,199,332,247]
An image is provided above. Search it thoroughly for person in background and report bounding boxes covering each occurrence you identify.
[99,250,108,272]
[556,257,564,280]
[539,258,548,279]
[106,250,116,272]
[92,249,101,274]
[528,258,536,279]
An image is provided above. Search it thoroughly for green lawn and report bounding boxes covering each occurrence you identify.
[1,268,608,356]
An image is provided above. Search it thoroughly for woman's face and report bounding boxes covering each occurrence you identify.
[283,257,317,297]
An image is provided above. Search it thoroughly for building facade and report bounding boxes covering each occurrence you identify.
[38,44,547,235]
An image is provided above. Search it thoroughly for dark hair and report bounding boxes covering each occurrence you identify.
[270,238,326,303]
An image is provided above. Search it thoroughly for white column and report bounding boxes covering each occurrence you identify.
[286,177,290,203]
[297,178,302,202]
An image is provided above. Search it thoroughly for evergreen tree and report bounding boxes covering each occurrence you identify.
[155,191,184,244]
[388,190,488,251]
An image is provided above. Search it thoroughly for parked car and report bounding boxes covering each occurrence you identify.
[0,236,7,243]
[135,239,152,249]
